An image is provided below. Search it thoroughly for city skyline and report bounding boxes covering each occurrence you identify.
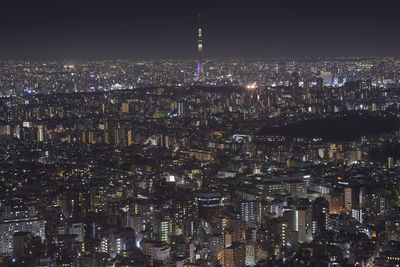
[1,1,400,267]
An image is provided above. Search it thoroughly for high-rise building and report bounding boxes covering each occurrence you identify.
[154,216,172,244]
[208,234,224,262]
[0,218,45,255]
[312,197,330,234]
[197,14,203,77]
[284,206,312,244]
[294,207,312,243]
[265,218,288,252]
[194,192,221,223]
[240,201,261,226]
[224,242,246,267]
[178,102,184,116]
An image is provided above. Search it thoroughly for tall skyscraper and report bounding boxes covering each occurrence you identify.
[197,14,203,77]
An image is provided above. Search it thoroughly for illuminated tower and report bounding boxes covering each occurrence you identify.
[197,14,203,77]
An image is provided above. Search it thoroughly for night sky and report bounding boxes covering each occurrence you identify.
[0,0,400,60]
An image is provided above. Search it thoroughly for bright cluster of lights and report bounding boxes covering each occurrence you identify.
[246,82,257,90]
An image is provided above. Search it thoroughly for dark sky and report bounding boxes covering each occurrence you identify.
[0,0,400,60]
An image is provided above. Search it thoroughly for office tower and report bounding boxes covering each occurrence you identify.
[194,192,221,223]
[154,216,172,244]
[197,14,203,77]
[284,206,312,244]
[240,201,261,226]
[160,218,172,244]
[295,207,312,243]
[312,197,330,234]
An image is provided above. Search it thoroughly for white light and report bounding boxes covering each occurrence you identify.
[246,82,257,90]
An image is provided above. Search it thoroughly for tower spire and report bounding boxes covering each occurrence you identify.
[197,13,203,77]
